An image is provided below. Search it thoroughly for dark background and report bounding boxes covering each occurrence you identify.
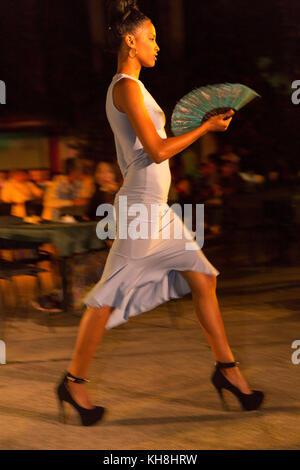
[0,0,299,173]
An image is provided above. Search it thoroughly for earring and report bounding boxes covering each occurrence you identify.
[129,47,137,58]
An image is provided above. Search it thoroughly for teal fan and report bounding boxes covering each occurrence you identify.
[171,83,260,136]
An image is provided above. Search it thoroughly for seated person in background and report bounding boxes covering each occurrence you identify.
[220,144,240,165]
[218,160,246,229]
[87,161,119,220]
[27,169,51,216]
[1,169,43,217]
[87,161,119,248]
[28,168,52,192]
[174,175,198,232]
[78,159,96,200]
[219,161,245,199]
[197,155,222,203]
[175,176,195,206]
[168,157,184,204]
[42,158,86,221]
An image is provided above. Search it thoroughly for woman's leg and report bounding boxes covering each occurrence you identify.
[66,305,114,408]
[178,270,252,394]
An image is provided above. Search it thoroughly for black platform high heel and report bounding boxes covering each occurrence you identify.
[211,361,264,411]
[56,371,105,426]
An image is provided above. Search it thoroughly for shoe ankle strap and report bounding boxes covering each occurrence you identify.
[65,371,90,384]
[215,361,240,369]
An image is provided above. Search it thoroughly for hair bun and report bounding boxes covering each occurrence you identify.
[122,0,139,12]
[107,0,139,20]
[106,0,148,54]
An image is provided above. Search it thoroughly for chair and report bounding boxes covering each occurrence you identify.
[0,238,50,313]
[0,259,48,314]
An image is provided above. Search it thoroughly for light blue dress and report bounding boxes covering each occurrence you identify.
[84,73,219,329]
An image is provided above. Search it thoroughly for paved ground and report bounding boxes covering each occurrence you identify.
[0,252,299,450]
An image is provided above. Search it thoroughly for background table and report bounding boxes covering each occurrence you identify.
[0,219,107,310]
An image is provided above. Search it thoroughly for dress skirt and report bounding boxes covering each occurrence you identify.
[84,202,220,329]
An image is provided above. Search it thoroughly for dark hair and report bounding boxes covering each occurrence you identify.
[106,0,150,54]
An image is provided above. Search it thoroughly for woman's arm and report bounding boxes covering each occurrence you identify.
[114,78,234,164]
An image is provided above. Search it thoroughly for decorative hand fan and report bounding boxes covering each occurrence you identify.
[171,83,260,136]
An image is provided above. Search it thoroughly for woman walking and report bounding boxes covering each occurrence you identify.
[56,0,264,426]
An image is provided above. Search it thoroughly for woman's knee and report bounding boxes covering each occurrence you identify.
[179,270,217,295]
[195,273,216,295]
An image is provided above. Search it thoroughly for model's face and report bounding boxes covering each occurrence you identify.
[127,20,160,67]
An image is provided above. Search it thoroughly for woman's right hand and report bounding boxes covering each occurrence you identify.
[114,77,234,163]
[206,109,235,132]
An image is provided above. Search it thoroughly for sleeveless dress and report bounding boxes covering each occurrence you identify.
[84,72,220,329]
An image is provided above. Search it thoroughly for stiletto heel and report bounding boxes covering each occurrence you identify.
[211,361,264,411]
[56,371,105,426]
[216,387,228,411]
[58,398,67,424]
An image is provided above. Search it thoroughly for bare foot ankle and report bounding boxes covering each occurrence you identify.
[66,382,95,409]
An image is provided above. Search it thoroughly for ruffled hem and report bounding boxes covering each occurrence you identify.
[83,248,219,329]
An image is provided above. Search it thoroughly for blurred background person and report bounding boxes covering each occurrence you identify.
[219,160,245,199]
[220,144,240,165]
[86,161,119,248]
[174,175,195,206]
[1,169,43,217]
[218,159,246,231]
[168,157,184,204]
[87,161,119,221]
[78,159,96,200]
[42,158,86,221]
[28,168,52,192]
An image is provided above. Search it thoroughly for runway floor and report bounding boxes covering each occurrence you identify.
[0,259,299,450]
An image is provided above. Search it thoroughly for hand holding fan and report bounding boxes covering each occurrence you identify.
[171,83,260,136]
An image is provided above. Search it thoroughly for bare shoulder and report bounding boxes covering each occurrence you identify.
[113,78,143,113]
[115,77,139,88]
[111,76,161,163]
[114,77,141,96]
